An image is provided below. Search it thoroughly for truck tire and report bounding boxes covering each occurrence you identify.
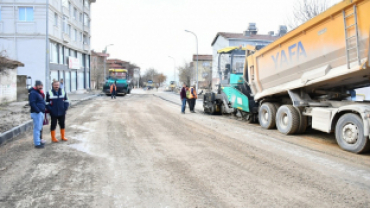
[276,105,300,135]
[335,113,370,153]
[295,107,307,134]
[259,102,277,129]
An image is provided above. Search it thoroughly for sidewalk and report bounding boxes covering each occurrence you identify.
[0,90,100,144]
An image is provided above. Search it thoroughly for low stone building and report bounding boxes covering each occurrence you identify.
[0,57,24,103]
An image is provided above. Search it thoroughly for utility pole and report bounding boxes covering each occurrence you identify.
[168,56,176,85]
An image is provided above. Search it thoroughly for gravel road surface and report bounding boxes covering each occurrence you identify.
[1,89,370,207]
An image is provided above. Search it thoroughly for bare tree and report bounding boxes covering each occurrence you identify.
[0,50,9,75]
[154,73,167,87]
[287,0,333,29]
[178,62,194,87]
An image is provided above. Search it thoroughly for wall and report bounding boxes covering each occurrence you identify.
[0,68,17,103]
[194,60,212,89]
[17,75,27,101]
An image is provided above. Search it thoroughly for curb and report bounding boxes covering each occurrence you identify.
[0,120,33,145]
[0,94,99,145]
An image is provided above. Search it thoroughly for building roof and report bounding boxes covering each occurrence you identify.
[211,32,278,46]
[107,59,128,64]
[193,55,212,61]
[109,63,125,69]
[91,50,109,57]
[0,57,24,69]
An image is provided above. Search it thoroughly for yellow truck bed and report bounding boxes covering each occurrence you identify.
[246,0,370,101]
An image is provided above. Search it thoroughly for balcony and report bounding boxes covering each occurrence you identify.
[62,6,70,16]
[83,43,90,51]
[52,26,60,39]
[63,33,70,43]
[16,22,36,34]
[83,26,90,34]
[50,0,60,10]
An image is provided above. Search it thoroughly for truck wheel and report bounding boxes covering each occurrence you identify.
[259,102,277,129]
[335,113,370,153]
[295,107,307,134]
[276,105,300,135]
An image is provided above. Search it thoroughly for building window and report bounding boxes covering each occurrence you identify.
[80,32,83,42]
[85,55,90,69]
[70,49,77,58]
[79,13,82,22]
[19,7,34,21]
[83,35,89,45]
[68,24,71,36]
[62,0,68,7]
[59,45,64,64]
[84,0,90,8]
[50,42,58,63]
[54,13,58,26]
[69,2,72,14]
[73,7,77,19]
[71,27,76,41]
[83,13,89,26]
[64,47,69,64]
[63,16,69,34]
[78,52,83,68]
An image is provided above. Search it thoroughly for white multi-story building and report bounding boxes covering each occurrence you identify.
[0,0,96,92]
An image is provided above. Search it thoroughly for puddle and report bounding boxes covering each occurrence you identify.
[68,132,92,155]
[70,125,95,133]
[69,143,91,155]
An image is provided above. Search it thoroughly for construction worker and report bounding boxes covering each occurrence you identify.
[29,80,46,148]
[180,83,187,114]
[110,81,117,99]
[189,85,197,113]
[46,81,70,143]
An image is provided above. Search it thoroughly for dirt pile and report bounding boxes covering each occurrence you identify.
[0,101,30,133]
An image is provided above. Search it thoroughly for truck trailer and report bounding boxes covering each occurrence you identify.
[204,0,370,153]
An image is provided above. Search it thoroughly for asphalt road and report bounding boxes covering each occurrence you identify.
[1,89,370,207]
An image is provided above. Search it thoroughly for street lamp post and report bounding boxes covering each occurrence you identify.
[185,30,198,91]
[103,44,113,84]
[168,56,176,85]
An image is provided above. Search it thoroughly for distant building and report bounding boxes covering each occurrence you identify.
[90,50,109,89]
[0,0,96,92]
[192,55,212,89]
[211,23,283,89]
[107,59,129,71]
[107,59,140,85]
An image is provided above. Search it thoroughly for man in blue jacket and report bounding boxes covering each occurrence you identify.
[46,81,70,143]
[29,81,46,148]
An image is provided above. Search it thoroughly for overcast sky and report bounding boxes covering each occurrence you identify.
[91,0,340,81]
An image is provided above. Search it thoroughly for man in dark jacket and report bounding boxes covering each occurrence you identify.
[46,81,70,143]
[180,83,187,114]
[29,81,46,148]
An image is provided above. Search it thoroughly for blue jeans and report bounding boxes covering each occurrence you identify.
[31,112,44,146]
[181,99,187,113]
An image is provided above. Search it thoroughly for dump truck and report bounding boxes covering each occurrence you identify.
[103,69,131,95]
[204,0,370,153]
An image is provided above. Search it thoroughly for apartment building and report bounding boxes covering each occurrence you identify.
[0,0,96,92]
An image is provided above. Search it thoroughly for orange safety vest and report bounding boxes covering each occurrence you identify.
[189,87,197,99]
[110,84,117,93]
